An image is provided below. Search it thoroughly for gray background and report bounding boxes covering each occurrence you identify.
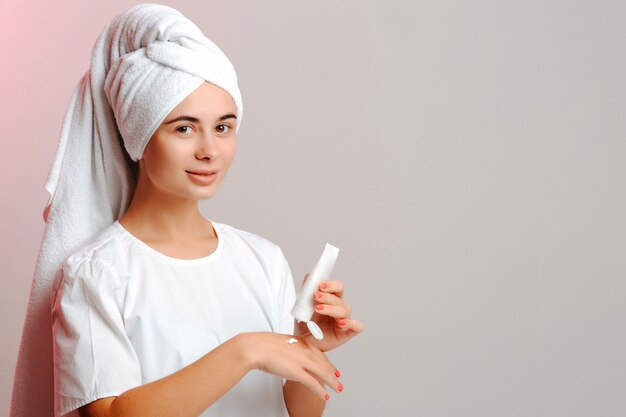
[2,0,625,415]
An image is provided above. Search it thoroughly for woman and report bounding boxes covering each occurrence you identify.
[12,3,363,417]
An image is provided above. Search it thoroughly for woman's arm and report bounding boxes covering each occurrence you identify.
[79,333,251,417]
[283,377,327,417]
[78,332,341,417]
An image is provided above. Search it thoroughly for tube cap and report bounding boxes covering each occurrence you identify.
[307,321,324,340]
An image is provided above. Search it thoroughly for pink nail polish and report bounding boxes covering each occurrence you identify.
[320,282,328,290]
[338,383,344,392]
[316,304,324,310]
[315,291,322,299]
[324,393,330,400]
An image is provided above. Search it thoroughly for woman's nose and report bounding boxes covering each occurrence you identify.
[195,133,220,160]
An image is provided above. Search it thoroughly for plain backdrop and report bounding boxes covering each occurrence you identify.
[2,0,625,416]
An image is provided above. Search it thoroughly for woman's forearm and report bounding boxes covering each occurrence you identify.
[283,378,326,417]
[81,331,333,417]
[104,334,252,417]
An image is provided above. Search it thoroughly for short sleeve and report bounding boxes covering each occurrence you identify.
[51,257,142,417]
[273,247,297,337]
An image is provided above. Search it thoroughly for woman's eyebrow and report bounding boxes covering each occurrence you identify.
[164,115,200,125]
[163,113,237,125]
[218,113,237,121]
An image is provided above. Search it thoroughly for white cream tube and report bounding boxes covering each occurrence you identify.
[291,243,340,340]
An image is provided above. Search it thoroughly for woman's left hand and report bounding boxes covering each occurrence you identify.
[294,274,365,352]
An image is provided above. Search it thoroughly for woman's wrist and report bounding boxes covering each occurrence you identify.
[233,332,260,371]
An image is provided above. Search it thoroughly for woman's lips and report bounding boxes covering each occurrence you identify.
[186,170,218,185]
[186,169,217,175]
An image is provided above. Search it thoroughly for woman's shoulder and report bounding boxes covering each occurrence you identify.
[214,221,293,283]
[214,220,285,258]
[62,222,129,274]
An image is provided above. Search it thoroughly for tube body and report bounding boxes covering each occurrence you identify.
[291,243,340,323]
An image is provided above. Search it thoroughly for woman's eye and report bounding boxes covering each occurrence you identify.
[216,124,231,134]
[176,125,193,134]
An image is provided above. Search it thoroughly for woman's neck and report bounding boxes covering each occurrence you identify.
[118,191,215,244]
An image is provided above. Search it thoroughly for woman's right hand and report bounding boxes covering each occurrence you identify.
[237,331,342,400]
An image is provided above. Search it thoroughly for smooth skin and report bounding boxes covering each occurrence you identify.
[77,81,365,417]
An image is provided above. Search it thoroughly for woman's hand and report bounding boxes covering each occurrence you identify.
[294,274,365,352]
[239,332,342,401]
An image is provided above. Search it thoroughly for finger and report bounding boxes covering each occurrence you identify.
[303,357,343,395]
[336,318,365,333]
[313,290,344,307]
[318,280,344,298]
[297,369,332,401]
[314,301,352,319]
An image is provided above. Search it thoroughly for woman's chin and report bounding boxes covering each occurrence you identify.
[190,187,219,201]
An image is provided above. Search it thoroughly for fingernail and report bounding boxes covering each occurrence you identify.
[338,319,347,326]
[315,291,322,299]
[335,369,341,377]
[320,282,328,290]
[316,304,324,310]
[338,382,344,392]
[324,393,330,401]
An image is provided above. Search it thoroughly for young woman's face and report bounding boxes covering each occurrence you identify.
[138,81,237,201]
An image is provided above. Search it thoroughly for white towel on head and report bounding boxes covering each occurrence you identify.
[11,3,243,416]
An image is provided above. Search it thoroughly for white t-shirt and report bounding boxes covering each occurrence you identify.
[51,219,297,417]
